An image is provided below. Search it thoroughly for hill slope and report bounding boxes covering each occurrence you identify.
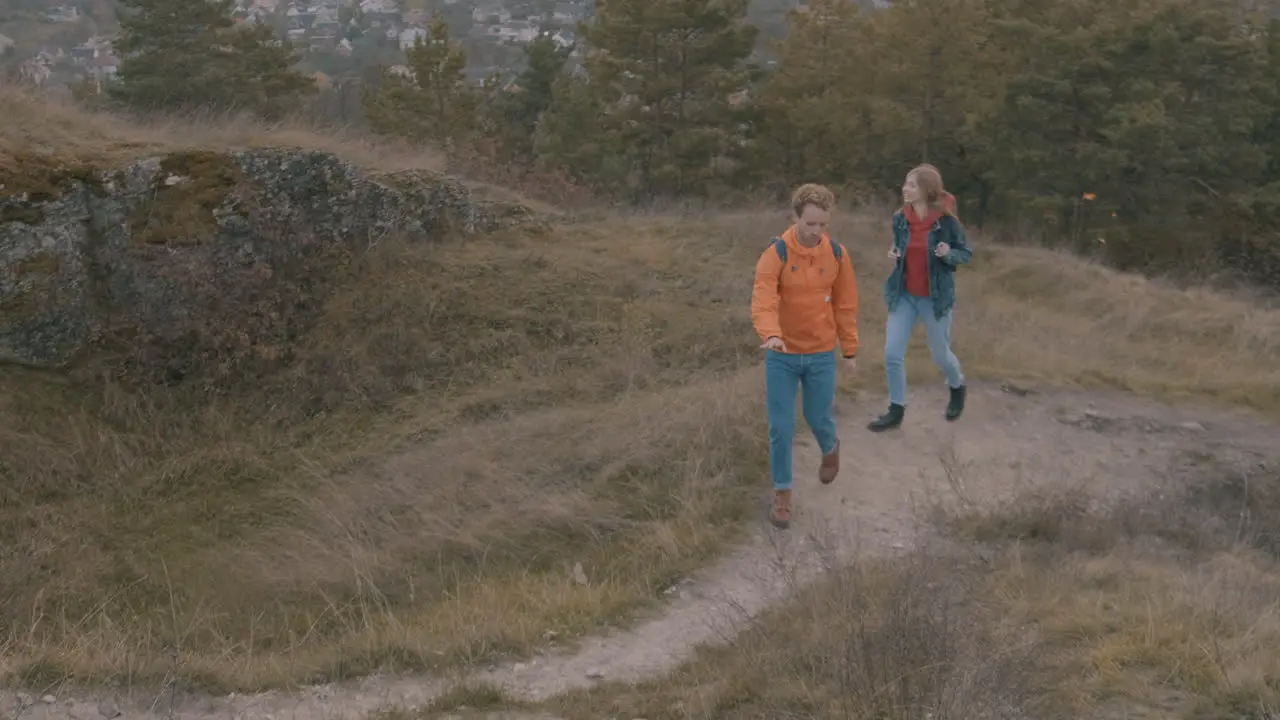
[3,83,1280,719]
[8,379,1280,719]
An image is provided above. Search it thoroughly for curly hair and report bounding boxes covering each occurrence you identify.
[791,183,836,217]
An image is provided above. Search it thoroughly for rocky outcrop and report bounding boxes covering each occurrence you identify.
[0,148,537,385]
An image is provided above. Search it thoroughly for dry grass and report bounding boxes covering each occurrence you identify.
[538,548,1045,719]
[525,466,1280,720]
[1,81,445,177]
[6,85,1280,700]
[954,482,1280,719]
[707,209,1280,414]
[6,208,1280,695]
[0,218,765,692]
[411,212,1280,720]
[0,81,564,213]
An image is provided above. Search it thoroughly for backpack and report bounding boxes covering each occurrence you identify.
[769,237,844,263]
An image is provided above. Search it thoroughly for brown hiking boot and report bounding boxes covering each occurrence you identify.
[769,489,792,529]
[819,440,840,485]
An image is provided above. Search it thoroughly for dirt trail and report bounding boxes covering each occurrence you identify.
[6,381,1277,720]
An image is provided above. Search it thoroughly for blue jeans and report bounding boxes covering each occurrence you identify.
[885,294,964,406]
[766,349,839,490]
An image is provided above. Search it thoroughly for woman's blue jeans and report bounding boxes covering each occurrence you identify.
[884,294,964,406]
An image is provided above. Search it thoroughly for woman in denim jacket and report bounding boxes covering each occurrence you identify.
[868,164,973,432]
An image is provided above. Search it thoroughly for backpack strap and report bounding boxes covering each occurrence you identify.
[772,237,843,263]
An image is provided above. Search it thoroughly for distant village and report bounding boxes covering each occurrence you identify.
[7,0,590,91]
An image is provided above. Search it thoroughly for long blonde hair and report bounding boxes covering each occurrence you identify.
[903,164,958,218]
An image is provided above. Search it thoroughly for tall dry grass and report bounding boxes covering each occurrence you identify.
[5,83,1280,699]
[543,546,1044,719]
[539,465,1280,720]
[8,204,1279,695]
[960,465,1280,718]
[0,218,767,692]
[0,81,573,213]
[1,81,445,176]
[708,210,1280,414]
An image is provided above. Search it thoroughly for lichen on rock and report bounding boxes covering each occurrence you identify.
[0,147,536,382]
[0,151,103,228]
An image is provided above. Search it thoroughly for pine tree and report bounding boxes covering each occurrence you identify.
[479,36,574,160]
[577,0,759,199]
[748,0,864,193]
[110,0,313,117]
[856,0,1005,215]
[511,37,574,149]
[534,70,612,186]
[363,14,476,146]
[986,0,1272,256]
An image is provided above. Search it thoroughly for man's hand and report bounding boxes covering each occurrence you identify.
[762,336,786,352]
[934,241,951,257]
[842,355,857,373]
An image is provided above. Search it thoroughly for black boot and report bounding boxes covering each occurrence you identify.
[867,403,905,432]
[946,385,966,421]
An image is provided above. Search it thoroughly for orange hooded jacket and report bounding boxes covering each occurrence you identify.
[751,226,859,357]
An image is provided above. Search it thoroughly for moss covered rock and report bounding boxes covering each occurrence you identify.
[0,148,533,378]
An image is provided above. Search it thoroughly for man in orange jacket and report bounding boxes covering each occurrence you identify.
[750,183,860,529]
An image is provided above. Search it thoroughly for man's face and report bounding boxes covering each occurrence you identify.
[795,204,830,245]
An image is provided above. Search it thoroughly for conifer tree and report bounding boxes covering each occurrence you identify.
[111,0,313,117]
[748,0,862,193]
[477,36,574,160]
[576,0,759,199]
[534,70,611,185]
[363,13,476,146]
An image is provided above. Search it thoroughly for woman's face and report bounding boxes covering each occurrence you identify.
[902,174,921,204]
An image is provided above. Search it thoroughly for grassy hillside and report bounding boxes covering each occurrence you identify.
[3,84,1280,697]
[534,471,1280,719]
[2,82,445,177]
[0,82,550,209]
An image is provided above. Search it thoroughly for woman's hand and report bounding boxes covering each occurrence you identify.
[888,246,901,259]
[934,241,951,257]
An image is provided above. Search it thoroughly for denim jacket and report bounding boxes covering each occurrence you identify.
[883,211,973,320]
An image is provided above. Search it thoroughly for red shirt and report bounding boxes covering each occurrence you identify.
[904,205,941,297]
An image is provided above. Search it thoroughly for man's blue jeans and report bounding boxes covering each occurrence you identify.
[766,349,839,490]
[884,294,965,406]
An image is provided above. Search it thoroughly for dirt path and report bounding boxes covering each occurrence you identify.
[6,381,1277,720]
